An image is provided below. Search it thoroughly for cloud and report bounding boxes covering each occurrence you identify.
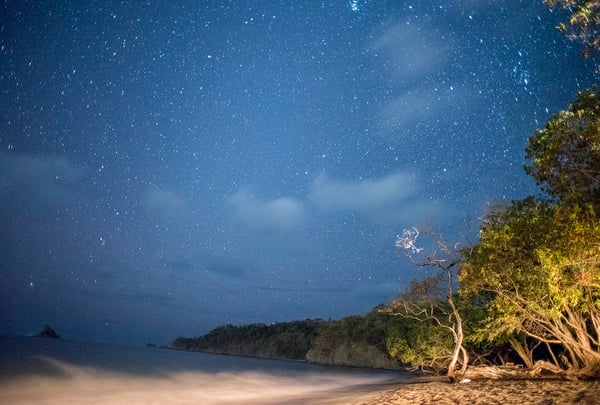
[371,20,471,136]
[166,253,248,278]
[309,172,444,226]
[144,188,190,223]
[309,172,416,212]
[0,152,83,211]
[165,257,196,273]
[372,21,452,82]
[205,257,247,278]
[229,190,305,233]
[380,86,467,132]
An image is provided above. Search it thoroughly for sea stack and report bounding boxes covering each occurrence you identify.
[37,325,60,339]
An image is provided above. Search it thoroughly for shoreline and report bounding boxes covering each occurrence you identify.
[3,337,600,404]
[0,336,403,404]
[171,346,410,373]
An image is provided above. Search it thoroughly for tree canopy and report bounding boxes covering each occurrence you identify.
[544,0,600,59]
[525,87,600,207]
[460,198,600,376]
[459,84,600,377]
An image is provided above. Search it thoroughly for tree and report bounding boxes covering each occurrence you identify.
[390,228,469,382]
[385,275,457,373]
[525,87,600,208]
[544,0,600,59]
[460,199,600,378]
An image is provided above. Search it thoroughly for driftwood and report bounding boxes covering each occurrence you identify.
[463,361,600,381]
[463,365,527,380]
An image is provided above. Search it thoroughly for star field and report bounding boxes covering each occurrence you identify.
[0,0,596,344]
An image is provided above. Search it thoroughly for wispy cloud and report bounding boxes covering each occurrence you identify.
[372,21,452,82]
[229,190,305,234]
[144,188,190,223]
[166,252,250,278]
[0,152,82,212]
[309,172,443,226]
[309,172,415,212]
[372,19,469,136]
[380,86,467,132]
[205,257,248,278]
[165,256,197,273]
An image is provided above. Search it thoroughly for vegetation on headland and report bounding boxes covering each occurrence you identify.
[174,3,600,381]
[171,309,456,369]
[172,320,323,361]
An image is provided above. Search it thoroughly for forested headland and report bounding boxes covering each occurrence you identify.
[171,310,407,369]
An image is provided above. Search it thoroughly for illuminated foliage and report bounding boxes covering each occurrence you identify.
[390,230,469,382]
[385,313,454,372]
[460,200,600,375]
[544,0,600,58]
[525,87,600,207]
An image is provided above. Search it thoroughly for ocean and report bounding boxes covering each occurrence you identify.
[0,336,406,404]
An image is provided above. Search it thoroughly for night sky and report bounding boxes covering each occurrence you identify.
[1,0,597,345]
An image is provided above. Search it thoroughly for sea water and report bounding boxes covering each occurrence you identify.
[0,336,407,404]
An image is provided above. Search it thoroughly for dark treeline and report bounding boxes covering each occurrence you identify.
[171,307,454,370]
[172,319,324,361]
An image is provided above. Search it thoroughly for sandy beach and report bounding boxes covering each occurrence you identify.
[360,378,600,405]
[2,337,600,404]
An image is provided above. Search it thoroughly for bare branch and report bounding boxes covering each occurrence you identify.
[392,226,469,382]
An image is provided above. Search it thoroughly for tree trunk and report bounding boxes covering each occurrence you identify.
[508,336,535,369]
[445,268,467,382]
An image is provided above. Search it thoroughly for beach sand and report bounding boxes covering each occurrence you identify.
[358,378,600,405]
